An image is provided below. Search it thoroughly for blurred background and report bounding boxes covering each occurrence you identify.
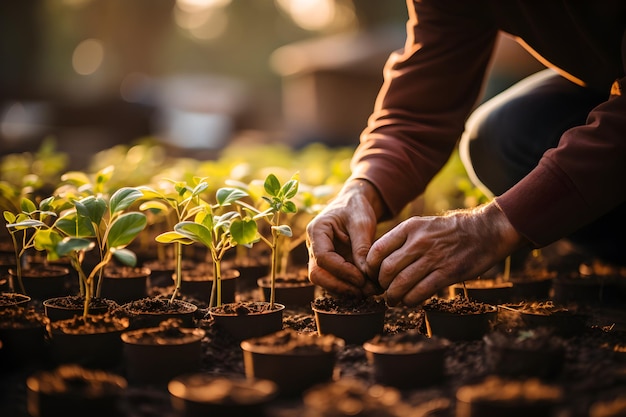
[0,0,544,170]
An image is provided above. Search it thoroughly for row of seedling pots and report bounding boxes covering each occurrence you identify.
[4,286,616,417]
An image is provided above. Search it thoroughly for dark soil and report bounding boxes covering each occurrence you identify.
[0,276,625,417]
[423,295,495,314]
[209,301,283,316]
[43,295,118,310]
[48,313,128,335]
[121,297,196,314]
[0,292,30,308]
[311,294,387,313]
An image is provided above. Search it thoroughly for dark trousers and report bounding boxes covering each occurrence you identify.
[460,69,626,266]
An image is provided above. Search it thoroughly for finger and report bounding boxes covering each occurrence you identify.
[365,230,410,289]
[400,270,455,306]
[347,213,376,275]
[308,261,363,297]
[311,249,367,288]
[384,258,437,306]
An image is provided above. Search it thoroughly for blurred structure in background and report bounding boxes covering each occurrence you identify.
[0,0,543,169]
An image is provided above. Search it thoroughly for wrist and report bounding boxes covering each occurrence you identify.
[341,179,387,220]
[480,201,528,254]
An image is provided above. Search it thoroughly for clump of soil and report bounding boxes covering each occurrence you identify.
[423,295,494,314]
[48,313,128,335]
[311,294,387,313]
[366,329,449,353]
[244,328,342,354]
[0,306,47,328]
[0,293,30,308]
[122,318,204,345]
[485,327,565,351]
[44,295,117,310]
[302,378,415,417]
[208,301,282,316]
[122,297,195,314]
[506,300,570,315]
[456,375,563,403]
[27,364,127,396]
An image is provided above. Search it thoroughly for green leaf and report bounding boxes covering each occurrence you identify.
[3,211,15,223]
[6,219,47,230]
[56,237,94,256]
[155,231,194,245]
[231,218,258,245]
[281,200,297,214]
[174,222,213,247]
[139,201,170,212]
[61,171,91,187]
[281,178,299,199]
[107,212,147,248]
[273,224,293,237]
[264,174,281,197]
[216,187,248,205]
[95,165,114,186]
[109,187,143,214]
[55,211,95,237]
[75,196,106,226]
[191,181,209,197]
[195,211,214,230]
[33,229,64,260]
[20,198,37,214]
[111,248,137,267]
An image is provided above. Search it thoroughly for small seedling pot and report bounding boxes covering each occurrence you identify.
[26,364,127,417]
[122,321,206,385]
[9,266,70,302]
[43,296,118,322]
[48,314,129,369]
[169,373,278,417]
[257,274,316,309]
[97,266,151,305]
[312,306,386,345]
[122,297,198,330]
[455,376,563,417]
[209,301,285,342]
[498,302,586,337]
[363,331,450,389]
[180,268,238,304]
[240,329,344,397]
[451,279,515,305]
[483,329,565,379]
[424,306,497,342]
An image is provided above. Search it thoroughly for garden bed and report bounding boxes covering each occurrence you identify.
[1,283,625,417]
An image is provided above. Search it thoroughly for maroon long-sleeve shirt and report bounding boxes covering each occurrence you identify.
[350,0,626,247]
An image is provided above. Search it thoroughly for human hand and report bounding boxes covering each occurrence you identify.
[306,179,384,298]
[365,202,526,306]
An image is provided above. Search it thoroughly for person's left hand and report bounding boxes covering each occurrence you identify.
[364,202,526,306]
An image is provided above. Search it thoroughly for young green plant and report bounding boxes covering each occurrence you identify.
[160,187,258,307]
[3,197,57,294]
[139,178,212,303]
[26,187,147,316]
[235,172,299,309]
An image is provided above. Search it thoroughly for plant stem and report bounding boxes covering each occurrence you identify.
[170,242,182,304]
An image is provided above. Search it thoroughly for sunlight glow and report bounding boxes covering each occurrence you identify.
[72,38,104,76]
[176,0,230,13]
[276,0,336,31]
[174,0,230,40]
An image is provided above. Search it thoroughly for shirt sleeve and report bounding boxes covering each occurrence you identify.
[349,0,499,218]
[495,73,626,247]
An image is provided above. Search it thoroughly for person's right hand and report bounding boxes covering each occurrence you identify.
[306,179,384,298]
